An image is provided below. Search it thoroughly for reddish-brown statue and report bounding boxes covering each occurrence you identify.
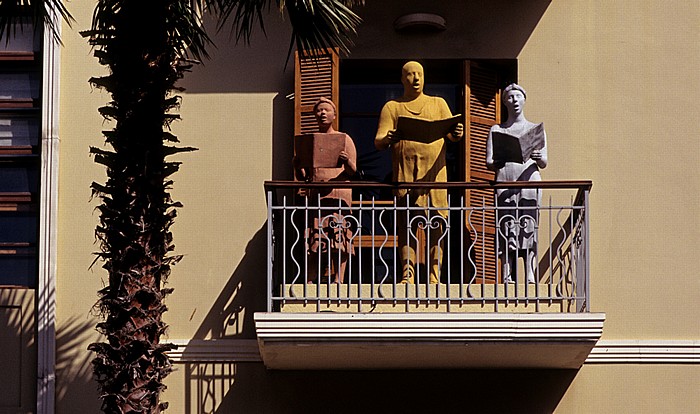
[293,98,358,283]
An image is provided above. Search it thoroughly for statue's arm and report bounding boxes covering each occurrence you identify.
[438,97,463,142]
[292,155,308,181]
[486,126,498,171]
[375,103,397,150]
[531,130,548,169]
[341,135,358,176]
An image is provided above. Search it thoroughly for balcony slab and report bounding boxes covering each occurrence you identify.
[254,312,605,370]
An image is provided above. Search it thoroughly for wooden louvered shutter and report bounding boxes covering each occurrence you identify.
[464,61,501,283]
[294,49,339,135]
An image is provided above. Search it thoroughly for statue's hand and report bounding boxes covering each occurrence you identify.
[493,160,506,169]
[386,129,402,144]
[531,150,542,160]
[452,123,464,138]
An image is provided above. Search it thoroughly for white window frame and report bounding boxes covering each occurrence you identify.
[36,11,61,413]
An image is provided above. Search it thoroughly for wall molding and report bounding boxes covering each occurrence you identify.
[587,340,700,364]
[168,339,262,363]
[167,338,700,365]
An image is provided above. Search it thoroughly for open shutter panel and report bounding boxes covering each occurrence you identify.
[464,61,501,283]
[294,49,339,135]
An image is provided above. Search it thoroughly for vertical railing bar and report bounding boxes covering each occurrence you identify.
[359,193,365,312]
[493,194,499,312]
[405,194,410,312]
[316,193,322,312]
[555,207,567,301]
[325,202,332,309]
[303,195,309,300]
[514,199,520,307]
[480,203,486,307]
[548,195,553,305]
[267,190,274,312]
[569,194,575,308]
[338,197,344,309]
[524,201,531,308]
[426,194,431,307]
[584,188,591,312]
[534,187,541,312]
[392,195,398,308]
[459,194,465,305]
[366,194,374,307]
[420,204,425,305]
[282,195,288,309]
[446,192,451,311]
[353,196,359,312]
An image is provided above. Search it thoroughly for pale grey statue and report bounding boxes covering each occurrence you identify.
[486,83,548,283]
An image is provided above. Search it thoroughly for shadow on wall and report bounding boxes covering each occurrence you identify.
[179,16,295,181]
[350,0,552,59]
[181,362,577,414]
[192,226,267,340]
[55,315,101,413]
[179,14,294,95]
[1,288,99,413]
[0,289,35,410]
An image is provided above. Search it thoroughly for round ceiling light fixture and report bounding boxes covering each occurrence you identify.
[393,13,446,32]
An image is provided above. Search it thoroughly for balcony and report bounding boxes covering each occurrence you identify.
[255,181,605,369]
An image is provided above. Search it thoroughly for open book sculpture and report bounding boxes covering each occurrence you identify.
[396,114,462,143]
[492,122,545,163]
[294,133,346,169]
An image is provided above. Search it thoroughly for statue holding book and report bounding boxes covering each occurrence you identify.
[293,97,358,284]
[486,83,548,283]
[375,61,464,284]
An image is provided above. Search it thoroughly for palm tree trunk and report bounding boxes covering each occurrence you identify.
[80,1,362,412]
[83,1,199,412]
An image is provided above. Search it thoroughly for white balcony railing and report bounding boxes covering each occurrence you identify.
[265,180,591,314]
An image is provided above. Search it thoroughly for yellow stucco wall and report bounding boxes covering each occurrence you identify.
[53,0,699,412]
[519,0,700,339]
[557,365,700,413]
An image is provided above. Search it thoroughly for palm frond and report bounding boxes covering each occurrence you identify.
[212,0,362,57]
[283,0,363,56]
[84,0,212,62]
[169,0,213,61]
[212,0,271,44]
[0,0,73,44]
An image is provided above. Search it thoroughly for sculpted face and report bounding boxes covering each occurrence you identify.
[401,61,424,97]
[315,101,336,128]
[504,89,526,116]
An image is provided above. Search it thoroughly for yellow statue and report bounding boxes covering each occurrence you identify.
[375,61,464,284]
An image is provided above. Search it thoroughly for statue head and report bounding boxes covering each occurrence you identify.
[502,83,527,116]
[313,97,336,132]
[401,61,425,98]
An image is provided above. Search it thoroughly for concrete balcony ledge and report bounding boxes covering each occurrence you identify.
[254,312,606,370]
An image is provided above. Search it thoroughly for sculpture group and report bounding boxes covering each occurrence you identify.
[294,62,546,284]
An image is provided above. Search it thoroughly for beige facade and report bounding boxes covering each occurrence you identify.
[10,0,696,412]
